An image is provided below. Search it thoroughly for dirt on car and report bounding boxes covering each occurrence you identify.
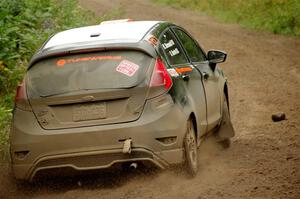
[0,0,299,198]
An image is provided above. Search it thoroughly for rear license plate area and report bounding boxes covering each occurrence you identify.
[73,102,106,121]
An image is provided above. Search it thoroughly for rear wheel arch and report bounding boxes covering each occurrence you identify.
[180,95,200,141]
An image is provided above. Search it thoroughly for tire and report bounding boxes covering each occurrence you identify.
[184,119,198,176]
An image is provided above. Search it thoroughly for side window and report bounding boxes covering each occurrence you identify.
[173,28,206,63]
[159,29,188,66]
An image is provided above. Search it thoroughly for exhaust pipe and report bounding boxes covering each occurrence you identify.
[129,162,138,170]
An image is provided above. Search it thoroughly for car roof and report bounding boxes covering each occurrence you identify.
[43,20,161,50]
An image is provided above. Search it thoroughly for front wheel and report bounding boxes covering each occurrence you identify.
[184,119,198,177]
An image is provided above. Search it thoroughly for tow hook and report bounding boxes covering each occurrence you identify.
[122,138,132,154]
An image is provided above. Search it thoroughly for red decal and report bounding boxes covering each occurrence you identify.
[148,36,158,46]
[56,59,66,67]
[175,67,193,74]
[116,60,139,77]
[56,56,122,67]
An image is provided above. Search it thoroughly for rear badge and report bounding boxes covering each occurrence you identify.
[167,68,179,77]
[116,60,139,77]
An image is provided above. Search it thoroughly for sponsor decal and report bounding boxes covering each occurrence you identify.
[167,68,179,77]
[149,36,158,46]
[56,56,122,67]
[169,48,180,56]
[116,60,139,77]
[175,67,193,74]
[56,59,66,67]
[162,39,175,49]
[145,35,158,46]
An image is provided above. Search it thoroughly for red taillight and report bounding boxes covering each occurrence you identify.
[15,80,27,103]
[147,58,173,99]
[150,58,172,90]
[14,79,31,111]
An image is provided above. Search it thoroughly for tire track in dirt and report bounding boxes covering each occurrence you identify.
[1,0,299,198]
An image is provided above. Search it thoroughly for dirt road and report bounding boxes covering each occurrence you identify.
[1,0,300,198]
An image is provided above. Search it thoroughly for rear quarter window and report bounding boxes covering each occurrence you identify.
[159,29,188,66]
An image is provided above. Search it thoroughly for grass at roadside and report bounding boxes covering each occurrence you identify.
[0,0,109,162]
[153,0,300,36]
[0,101,11,162]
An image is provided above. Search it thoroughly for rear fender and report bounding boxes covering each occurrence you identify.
[179,95,201,146]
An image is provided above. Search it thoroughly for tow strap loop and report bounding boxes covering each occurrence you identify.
[123,139,132,154]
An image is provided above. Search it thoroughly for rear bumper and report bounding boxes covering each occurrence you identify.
[10,95,187,180]
[13,148,183,181]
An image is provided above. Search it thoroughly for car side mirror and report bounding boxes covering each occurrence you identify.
[207,50,227,64]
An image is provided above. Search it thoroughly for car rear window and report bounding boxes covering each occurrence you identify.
[27,50,153,97]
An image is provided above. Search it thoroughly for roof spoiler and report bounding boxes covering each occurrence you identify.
[27,41,157,70]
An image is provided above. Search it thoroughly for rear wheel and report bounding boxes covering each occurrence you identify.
[184,119,198,176]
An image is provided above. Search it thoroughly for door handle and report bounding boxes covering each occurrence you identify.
[202,72,209,80]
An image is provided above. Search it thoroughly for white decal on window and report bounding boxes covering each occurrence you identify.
[162,39,175,49]
[169,48,180,56]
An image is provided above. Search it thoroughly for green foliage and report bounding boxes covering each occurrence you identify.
[0,103,11,162]
[0,0,97,93]
[153,0,300,36]
[0,0,100,162]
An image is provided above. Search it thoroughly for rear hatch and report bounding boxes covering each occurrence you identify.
[26,50,155,129]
